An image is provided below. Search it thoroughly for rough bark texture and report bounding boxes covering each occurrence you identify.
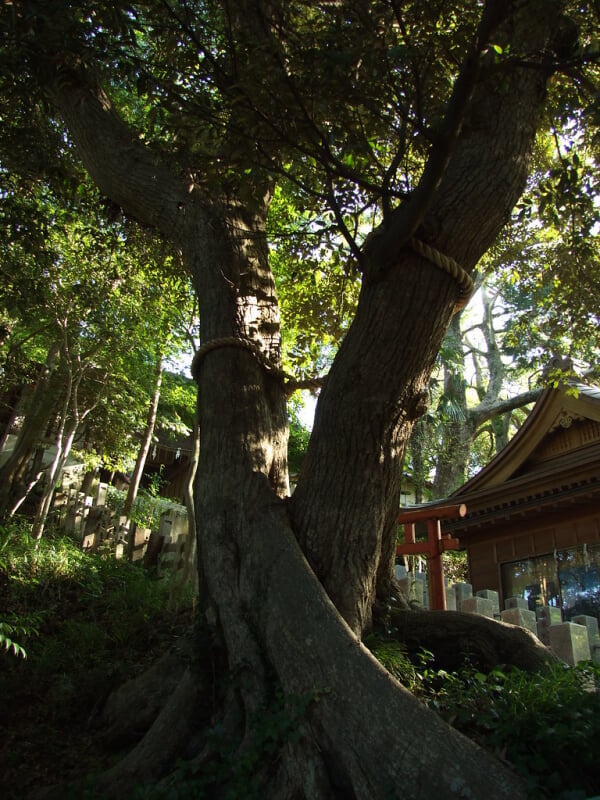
[106,473,524,800]
[291,1,556,632]
[28,2,568,798]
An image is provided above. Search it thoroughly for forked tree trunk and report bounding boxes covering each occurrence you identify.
[291,4,555,633]
[41,3,562,797]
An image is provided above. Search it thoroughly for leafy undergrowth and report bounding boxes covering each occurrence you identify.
[367,633,600,800]
[0,518,196,799]
[3,519,600,800]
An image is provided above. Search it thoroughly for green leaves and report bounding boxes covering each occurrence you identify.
[419,660,600,799]
[268,182,361,377]
[0,619,31,659]
[492,127,600,381]
[1,163,197,473]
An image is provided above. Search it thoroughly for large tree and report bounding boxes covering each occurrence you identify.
[3,1,598,797]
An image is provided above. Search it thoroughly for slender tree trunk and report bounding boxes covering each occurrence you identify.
[31,420,78,540]
[123,355,163,560]
[0,340,61,513]
[11,363,72,531]
[30,358,81,540]
[177,406,201,592]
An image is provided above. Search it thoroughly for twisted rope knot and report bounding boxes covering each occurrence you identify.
[191,336,325,396]
[409,237,474,312]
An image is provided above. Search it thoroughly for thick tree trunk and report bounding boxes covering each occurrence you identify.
[89,479,529,800]
[36,3,564,797]
[291,3,556,633]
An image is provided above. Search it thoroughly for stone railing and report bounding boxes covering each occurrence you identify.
[54,483,194,577]
[394,565,600,667]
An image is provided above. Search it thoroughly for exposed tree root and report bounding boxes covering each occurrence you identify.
[387,607,558,673]
[95,667,203,794]
[31,508,553,800]
[29,591,554,799]
[97,644,191,750]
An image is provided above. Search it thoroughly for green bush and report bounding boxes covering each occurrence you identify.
[418,659,600,799]
[368,628,600,799]
[0,518,195,720]
[365,633,418,688]
[105,484,179,531]
[0,617,34,658]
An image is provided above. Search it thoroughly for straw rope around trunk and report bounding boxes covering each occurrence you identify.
[191,337,325,395]
[191,239,473,388]
[409,237,474,312]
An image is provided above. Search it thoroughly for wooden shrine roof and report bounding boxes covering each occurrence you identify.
[445,384,600,538]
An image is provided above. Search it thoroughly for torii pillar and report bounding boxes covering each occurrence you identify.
[395,503,466,610]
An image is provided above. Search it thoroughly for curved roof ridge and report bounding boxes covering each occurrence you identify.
[451,382,600,497]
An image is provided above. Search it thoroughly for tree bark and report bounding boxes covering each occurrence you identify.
[123,355,163,559]
[388,607,556,673]
[291,2,556,632]
[0,339,61,514]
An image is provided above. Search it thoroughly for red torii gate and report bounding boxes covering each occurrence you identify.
[395,502,466,610]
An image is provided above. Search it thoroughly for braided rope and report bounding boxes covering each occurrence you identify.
[191,336,284,381]
[409,237,474,312]
[191,336,325,395]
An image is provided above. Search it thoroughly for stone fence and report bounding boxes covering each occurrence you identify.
[395,565,600,667]
[53,482,194,577]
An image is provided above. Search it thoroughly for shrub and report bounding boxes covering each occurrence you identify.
[368,628,600,799]
[365,633,418,688]
[0,518,195,719]
[418,658,600,799]
[105,484,180,532]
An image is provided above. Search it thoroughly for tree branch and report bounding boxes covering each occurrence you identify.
[45,66,194,237]
[364,0,513,273]
[471,388,542,428]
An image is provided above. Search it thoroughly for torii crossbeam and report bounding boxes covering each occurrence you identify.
[395,502,466,610]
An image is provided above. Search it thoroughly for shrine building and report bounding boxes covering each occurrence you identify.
[444,384,600,624]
